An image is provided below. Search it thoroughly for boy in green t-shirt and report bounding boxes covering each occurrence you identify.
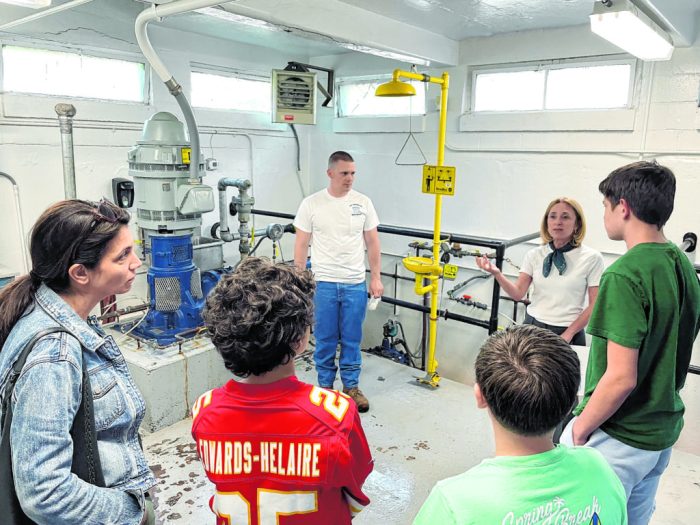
[561,161,700,524]
[414,325,627,525]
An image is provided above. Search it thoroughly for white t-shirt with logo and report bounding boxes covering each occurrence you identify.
[520,243,604,327]
[294,189,379,284]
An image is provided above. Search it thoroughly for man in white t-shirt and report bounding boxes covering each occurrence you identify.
[294,151,383,412]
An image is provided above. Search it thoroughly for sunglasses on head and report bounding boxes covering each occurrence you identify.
[89,198,120,227]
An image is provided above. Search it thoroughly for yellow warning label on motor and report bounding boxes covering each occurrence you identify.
[422,165,456,195]
[443,264,458,280]
[181,147,192,164]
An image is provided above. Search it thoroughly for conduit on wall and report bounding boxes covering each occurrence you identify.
[135,0,229,182]
[0,172,30,274]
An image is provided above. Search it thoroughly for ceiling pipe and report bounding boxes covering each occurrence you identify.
[135,1,227,183]
[0,0,94,31]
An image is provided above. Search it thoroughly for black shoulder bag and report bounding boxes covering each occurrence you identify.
[0,327,105,524]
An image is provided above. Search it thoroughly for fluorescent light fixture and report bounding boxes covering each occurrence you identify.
[0,0,50,7]
[590,0,673,61]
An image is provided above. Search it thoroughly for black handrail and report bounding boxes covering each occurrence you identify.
[251,208,538,334]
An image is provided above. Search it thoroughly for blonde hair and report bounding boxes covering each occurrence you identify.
[539,197,586,246]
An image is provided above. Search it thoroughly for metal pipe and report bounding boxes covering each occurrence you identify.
[217,178,253,258]
[135,1,223,183]
[503,232,541,249]
[489,246,504,334]
[638,62,655,161]
[55,103,77,199]
[377,295,490,330]
[679,232,697,253]
[0,0,94,31]
[95,303,149,322]
[135,0,225,82]
[365,267,416,283]
[0,172,30,273]
[251,209,295,220]
[250,209,540,250]
[172,89,201,183]
[420,71,450,385]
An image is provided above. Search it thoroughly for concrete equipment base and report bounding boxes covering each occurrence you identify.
[112,330,230,433]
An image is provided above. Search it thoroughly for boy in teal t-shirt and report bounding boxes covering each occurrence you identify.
[414,325,627,525]
[561,161,700,524]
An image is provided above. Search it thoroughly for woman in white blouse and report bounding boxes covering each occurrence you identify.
[476,197,604,346]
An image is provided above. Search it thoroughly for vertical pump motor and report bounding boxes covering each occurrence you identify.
[127,112,216,345]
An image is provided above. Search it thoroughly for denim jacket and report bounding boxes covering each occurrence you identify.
[0,285,156,525]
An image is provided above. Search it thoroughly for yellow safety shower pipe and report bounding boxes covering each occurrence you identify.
[376,69,449,387]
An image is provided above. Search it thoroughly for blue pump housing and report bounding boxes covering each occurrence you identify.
[131,235,207,346]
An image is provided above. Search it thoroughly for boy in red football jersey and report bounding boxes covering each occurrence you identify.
[192,257,373,525]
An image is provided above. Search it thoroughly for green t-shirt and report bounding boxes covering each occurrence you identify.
[574,242,700,450]
[413,446,626,525]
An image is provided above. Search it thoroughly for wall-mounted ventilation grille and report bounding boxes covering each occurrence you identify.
[272,69,316,125]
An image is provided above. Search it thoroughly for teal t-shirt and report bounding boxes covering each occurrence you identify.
[413,446,626,525]
[574,242,700,450]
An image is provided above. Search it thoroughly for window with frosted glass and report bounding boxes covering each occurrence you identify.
[474,70,545,111]
[545,64,631,110]
[337,78,426,117]
[191,71,271,113]
[2,45,146,102]
[472,61,632,112]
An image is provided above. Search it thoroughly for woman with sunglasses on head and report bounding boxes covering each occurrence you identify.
[476,197,604,346]
[0,200,156,524]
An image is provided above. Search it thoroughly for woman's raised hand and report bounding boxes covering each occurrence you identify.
[475,255,500,276]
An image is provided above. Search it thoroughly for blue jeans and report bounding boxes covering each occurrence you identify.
[561,417,672,525]
[314,281,367,389]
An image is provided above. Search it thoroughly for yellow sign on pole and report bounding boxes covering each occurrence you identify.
[422,165,456,196]
[443,263,458,280]
[181,147,192,165]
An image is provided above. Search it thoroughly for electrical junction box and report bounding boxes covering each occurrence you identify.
[177,184,215,215]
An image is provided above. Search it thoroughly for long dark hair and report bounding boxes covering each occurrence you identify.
[0,199,129,349]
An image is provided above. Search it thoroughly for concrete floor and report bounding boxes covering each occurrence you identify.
[143,352,700,524]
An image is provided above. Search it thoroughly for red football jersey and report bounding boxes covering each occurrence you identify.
[191,376,373,525]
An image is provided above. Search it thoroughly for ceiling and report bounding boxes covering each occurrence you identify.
[337,0,593,41]
[0,0,698,65]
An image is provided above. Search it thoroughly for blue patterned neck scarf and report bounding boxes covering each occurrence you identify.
[542,241,575,277]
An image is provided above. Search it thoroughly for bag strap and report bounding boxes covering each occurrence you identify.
[9,327,71,381]
[2,327,104,486]
[1,328,71,427]
[70,354,105,486]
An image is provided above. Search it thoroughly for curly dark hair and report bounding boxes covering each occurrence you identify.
[476,325,580,436]
[203,257,316,377]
